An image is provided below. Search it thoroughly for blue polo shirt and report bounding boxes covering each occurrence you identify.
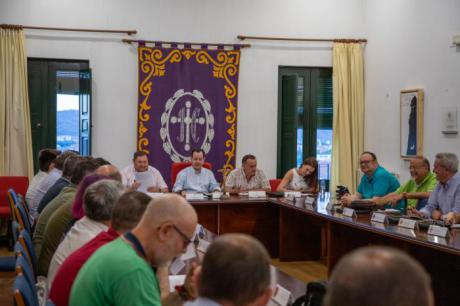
[358,166,403,211]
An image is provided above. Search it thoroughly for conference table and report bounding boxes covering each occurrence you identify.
[189,194,460,306]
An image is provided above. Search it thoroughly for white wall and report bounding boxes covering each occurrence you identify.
[365,0,460,182]
[1,0,366,176]
[3,0,459,182]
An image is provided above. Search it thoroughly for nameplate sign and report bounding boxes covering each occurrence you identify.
[427,225,449,238]
[271,284,291,306]
[398,218,417,230]
[248,191,267,198]
[371,212,388,224]
[304,196,315,205]
[212,192,223,199]
[284,191,301,198]
[284,193,295,202]
[342,207,356,218]
[185,193,204,200]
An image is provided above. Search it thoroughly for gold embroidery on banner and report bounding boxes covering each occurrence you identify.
[137,46,240,172]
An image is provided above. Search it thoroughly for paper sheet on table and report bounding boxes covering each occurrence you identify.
[168,275,186,292]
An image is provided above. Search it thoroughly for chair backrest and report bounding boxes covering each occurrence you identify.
[171,162,212,187]
[269,179,282,192]
[16,253,36,292]
[12,220,23,245]
[14,272,39,306]
[15,203,32,234]
[0,176,29,208]
[18,230,37,273]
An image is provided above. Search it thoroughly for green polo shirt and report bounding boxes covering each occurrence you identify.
[70,237,161,306]
[395,172,437,208]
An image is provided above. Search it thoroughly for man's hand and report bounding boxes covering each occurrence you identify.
[130,181,141,191]
[442,212,456,225]
[147,186,160,192]
[432,209,442,220]
[407,207,424,218]
[389,194,403,207]
[340,194,353,206]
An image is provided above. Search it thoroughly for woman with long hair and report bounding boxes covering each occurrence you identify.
[277,157,319,193]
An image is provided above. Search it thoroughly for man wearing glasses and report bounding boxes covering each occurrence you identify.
[341,152,402,211]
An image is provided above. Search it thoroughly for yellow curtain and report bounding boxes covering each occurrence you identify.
[0,26,34,178]
[330,43,364,193]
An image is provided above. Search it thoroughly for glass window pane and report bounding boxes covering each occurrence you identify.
[296,76,304,167]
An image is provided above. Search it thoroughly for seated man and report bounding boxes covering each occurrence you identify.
[373,156,436,210]
[70,194,198,306]
[225,154,271,192]
[411,152,460,224]
[121,151,168,192]
[26,148,60,212]
[185,233,272,306]
[173,149,220,194]
[341,152,402,211]
[47,179,124,286]
[324,246,433,306]
[48,191,151,306]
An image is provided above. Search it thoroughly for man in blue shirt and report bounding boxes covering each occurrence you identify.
[341,152,402,211]
[173,149,220,194]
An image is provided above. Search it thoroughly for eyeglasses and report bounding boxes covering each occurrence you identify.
[172,224,194,246]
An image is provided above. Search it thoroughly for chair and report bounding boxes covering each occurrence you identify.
[14,272,39,306]
[171,162,212,187]
[269,179,282,192]
[0,176,29,219]
[18,229,37,274]
[15,199,32,234]
[16,252,36,293]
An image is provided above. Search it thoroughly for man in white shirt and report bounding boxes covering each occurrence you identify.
[47,179,124,286]
[25,149,60,207]
[225,154,271,192]
[121,151,168,192]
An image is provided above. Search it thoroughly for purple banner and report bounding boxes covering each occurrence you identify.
[137,46,240,188]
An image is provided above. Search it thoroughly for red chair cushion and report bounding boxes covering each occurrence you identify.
[269,179,282,192]
[0,176,29,217]
[171,162,212,187]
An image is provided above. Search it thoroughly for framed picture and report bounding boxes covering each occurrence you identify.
[400,89,424,158]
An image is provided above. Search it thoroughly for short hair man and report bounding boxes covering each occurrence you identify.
[324,246,434,306]
[70,194,198,306]
[30,150,77,219]
[373,156,437,210]
[49,191,152,306]
[412,153,460,224]
[341,152,402,211]
[173,149,220,194]
[224,154,271,192]
[47,179,124,286]
[185,233,272,306]
[26,148,60,209]
[121,151,168,192]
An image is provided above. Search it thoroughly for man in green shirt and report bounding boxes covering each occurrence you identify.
[373,157,437,209]
[70,194,198,306]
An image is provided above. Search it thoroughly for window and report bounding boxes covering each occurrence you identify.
[277,67,332,190]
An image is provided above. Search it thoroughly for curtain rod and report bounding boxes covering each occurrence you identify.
[0,24,136,35]
[237,35,367,43]
[122,38,251,48]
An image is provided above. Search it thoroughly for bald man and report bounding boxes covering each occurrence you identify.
[324,246,433,306]
[70,194,198,306]
[96,164,122,181]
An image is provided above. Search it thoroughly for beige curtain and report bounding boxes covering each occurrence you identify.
[0,26,34,178]
[330,42,364,193]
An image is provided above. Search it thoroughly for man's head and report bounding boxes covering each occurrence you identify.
[111,191,151,233]
[359,152,378,176]
[132,151,149,172]
[433,152,458,184]
[199,234,272,306]
[70,158,99,185]
[324,246,433,306]
[96,165,122,182]
[38,149,60,172]
[62,155,85,180]
[83,180,124,223]
[191,149,205,171]
[242,154,257,178]
[54,150,79,171]
[409,157,430,184]
[133,194,198,267]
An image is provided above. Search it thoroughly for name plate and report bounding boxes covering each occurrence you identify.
[248,191,267,198]
[212,192,223,199]
[427,225,449,238]
[284,191,301,198]
[371,212,388,224]
[185,193,204,200]
[342,207,356,218]
[304,196,315,205]
[398,218,417,230]
[271,284,291,306]
[285,193,295,202]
